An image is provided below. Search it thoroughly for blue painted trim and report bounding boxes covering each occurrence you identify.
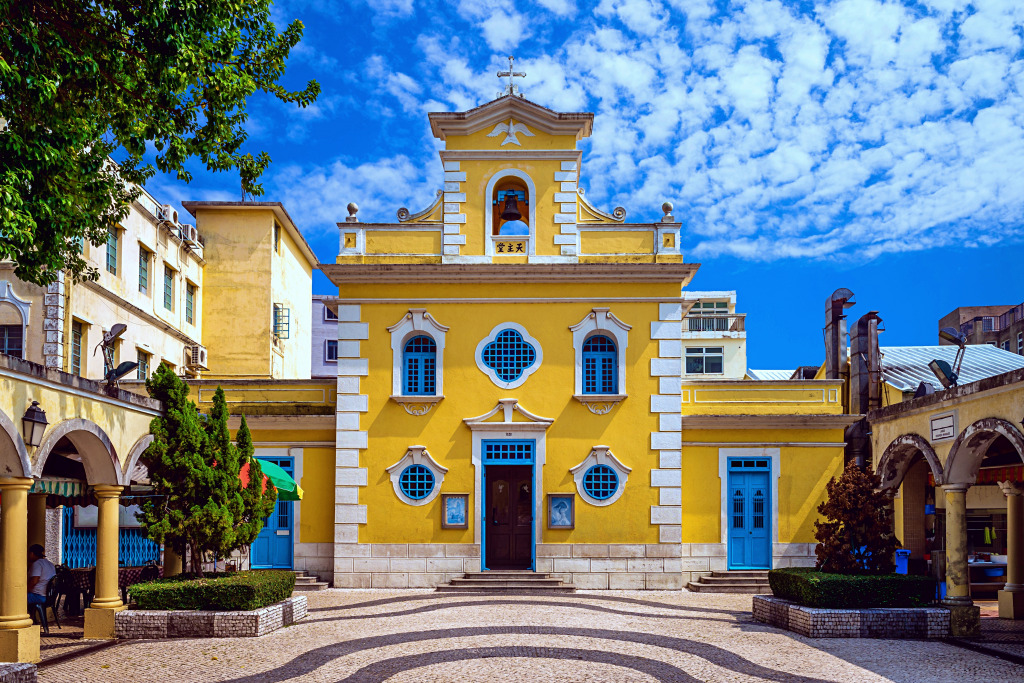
[582,335,617,394]
[480,439,537,572]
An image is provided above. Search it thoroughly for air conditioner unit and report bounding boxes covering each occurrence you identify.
[179,223,201,249]
[158,205,178,225]
[184,343,209,371]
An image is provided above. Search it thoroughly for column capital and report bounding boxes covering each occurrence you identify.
[998,480,1024,497]
[0,478,33,492]
[942,483,970,493]
[91,484,124,499]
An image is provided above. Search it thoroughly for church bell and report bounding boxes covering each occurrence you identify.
[500,194,522,222]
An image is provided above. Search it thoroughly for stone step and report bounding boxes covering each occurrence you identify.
[686,582,771,594]
[294,576,318,584]
[436,584,577,594]
[292,581,330,592]
[462,571,553,579]
[449,578,567,587]
[699,575,772,585]
[710,570,769,578]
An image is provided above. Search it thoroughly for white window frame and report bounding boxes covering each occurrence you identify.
[386,446,447,506]
[324,339,338,363]
[685,346,725,375]
[982,316,995,332]
[475,321,543,390]
[569,445,631,507]
[323,305,338,322]
[387,309,449,403]
[0,281,31,350]
[569,308,630,403]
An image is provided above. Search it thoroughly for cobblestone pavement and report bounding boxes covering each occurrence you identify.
[37,590,1024,682]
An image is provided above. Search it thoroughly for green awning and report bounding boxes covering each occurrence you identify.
[30,477,86,497]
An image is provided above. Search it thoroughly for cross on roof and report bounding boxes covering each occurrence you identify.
[497,55,526,98]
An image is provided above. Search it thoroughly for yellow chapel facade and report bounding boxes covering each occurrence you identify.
[319,94,852,589]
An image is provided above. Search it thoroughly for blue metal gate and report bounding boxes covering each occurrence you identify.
[61,506,160,568]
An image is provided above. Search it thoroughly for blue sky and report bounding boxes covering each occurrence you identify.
[145,0,1024,370]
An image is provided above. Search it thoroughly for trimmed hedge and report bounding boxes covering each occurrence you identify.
[769,567,936,609]
[130,570,295,611]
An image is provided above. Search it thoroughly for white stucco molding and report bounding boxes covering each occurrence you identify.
[386,446,448,506]
[569,308,631,402]
[475,322,542,390]
[387,309,449,397]
[0,407,32,478]
[570,445,631,507]
[463,399,554,556]
[0,281,31,326]
[484,169,538,257]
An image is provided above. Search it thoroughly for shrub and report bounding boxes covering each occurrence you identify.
[130,570,295,611]
[815,461,899,574]
[769,567,936,608]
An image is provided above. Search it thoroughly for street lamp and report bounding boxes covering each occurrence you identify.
[21,401,48,448]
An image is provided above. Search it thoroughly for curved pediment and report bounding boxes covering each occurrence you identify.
[429,95,593,142]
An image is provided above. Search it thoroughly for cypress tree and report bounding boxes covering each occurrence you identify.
[139,364,276,576]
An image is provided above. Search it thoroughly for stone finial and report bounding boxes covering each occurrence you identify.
[661,201,675,222]
[346,202,359,223]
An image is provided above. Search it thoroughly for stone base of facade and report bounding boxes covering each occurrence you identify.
[332,542,685,589]
[682,543,817,584]
[998,589,1024,620]
[0,628,39,664]
[752,595,950,638]
[0,664,35,683]
[115,596,307,639]
[295,542,335,585]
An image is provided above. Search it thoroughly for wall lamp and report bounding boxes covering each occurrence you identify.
[22,401,48,448]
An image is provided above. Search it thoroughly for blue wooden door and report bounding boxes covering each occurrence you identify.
[727,459,771,569]
[251,457,294,569]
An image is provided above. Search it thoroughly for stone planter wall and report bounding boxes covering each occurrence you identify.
[116,596,306,639]
[0,664,35,683]
[753,595,950,639]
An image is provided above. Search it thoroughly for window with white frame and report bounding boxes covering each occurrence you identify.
[325,339,338,362]
[569,308,630,397]
[386,446,447,506]
[323,305,338,321]
[476,322,542,390]
[982,316,995,332]
[1003,340,1011,351]
[685,346,724,374]
[569,446,631,506]
[387,309,448,398]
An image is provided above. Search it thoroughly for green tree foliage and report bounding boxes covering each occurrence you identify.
[814,461,900,575]
[139,364,277,576]
[0,1,319,286]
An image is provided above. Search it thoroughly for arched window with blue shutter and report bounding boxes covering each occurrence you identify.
[582,335,617,394]
[403,335,436,395]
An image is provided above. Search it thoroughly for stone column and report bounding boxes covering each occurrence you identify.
[27,493,48,550]
[942,484,980,636]
[0,478,40,662]
[164,547,182,577]
[998,481,1024,619]
[84,484,125,639]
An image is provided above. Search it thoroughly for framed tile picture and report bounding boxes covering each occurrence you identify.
[547,493,575,530]
[441,493,469,529]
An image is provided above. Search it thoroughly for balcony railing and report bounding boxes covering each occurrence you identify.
[999,303,1024,331]
[685,314,745,332]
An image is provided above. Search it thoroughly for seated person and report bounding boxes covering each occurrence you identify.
[28,544,56,607]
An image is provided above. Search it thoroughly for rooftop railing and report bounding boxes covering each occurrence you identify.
[685,314,745,332]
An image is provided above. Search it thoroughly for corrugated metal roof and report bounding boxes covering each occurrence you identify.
[747,369,794,381]
[880,345,1024,392]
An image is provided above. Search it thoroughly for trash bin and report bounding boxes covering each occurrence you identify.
[895,549,911,575]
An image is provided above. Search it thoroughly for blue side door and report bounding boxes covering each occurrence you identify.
[727,458,771,569]
[251,457,294,569]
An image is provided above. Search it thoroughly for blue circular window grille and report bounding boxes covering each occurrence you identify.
[481,329,537,382]
[399,465,435,500]
[582,465,619,501]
